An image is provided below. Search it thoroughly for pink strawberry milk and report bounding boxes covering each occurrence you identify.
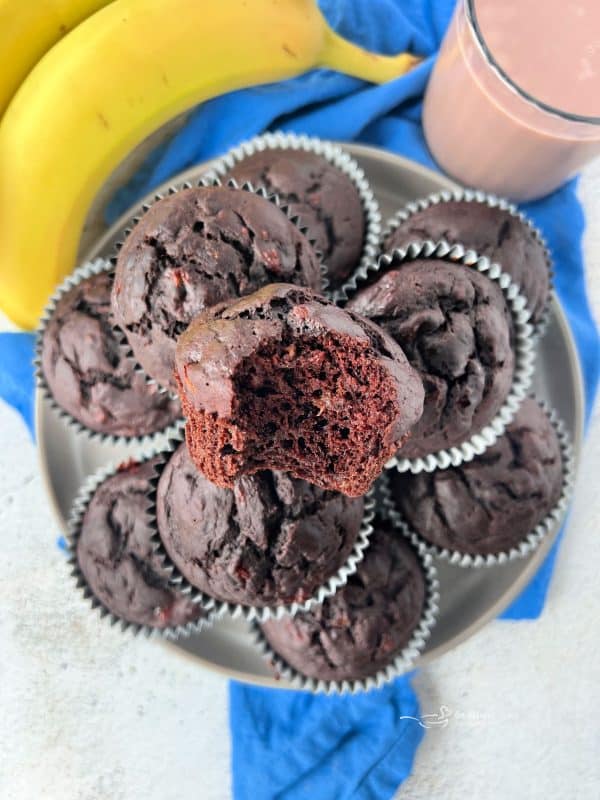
[423,0,600,200]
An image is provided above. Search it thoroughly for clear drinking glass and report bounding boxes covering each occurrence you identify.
[423,0,600,201]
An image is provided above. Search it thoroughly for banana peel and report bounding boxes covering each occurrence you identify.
[0,0,114,118]
[0,0,419,328]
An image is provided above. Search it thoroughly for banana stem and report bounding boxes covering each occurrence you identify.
[318,26,420,84]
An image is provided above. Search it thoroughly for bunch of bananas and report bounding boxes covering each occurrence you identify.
[0,0,418,328]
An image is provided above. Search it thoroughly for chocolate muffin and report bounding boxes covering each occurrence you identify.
[384,200,550,326]
[156,442,365,607]
[227,149,365,288]
[346,259,514,459]
[174,283,424,497]
[40,271,180,437]
[260,521,427,682]
[111,185,322,390]
[389,398,564,556]
[75,459,204,629]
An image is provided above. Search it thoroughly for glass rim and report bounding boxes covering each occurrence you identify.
[466,0,600,126]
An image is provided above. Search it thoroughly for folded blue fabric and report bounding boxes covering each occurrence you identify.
[229,679,425,800]
[1,1,598,798]
[0,332,35,437]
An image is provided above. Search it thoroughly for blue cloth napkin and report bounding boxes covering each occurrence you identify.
[0,331,36,435]
[229,679,425,800]
[1,1,598,798]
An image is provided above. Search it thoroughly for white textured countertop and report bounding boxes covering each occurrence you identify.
[1,162,599,800]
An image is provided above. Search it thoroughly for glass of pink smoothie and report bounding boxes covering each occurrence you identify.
[423,0,600,200]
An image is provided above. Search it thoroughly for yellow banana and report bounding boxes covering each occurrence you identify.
[0,0,114,117]
[0,0,418,328]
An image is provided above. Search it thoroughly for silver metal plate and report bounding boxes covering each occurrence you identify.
[37,143,585,688]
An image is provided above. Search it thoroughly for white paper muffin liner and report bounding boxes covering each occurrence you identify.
[339,239,536,474]
[381,188,553,338]
[378,400,575,567]
[250,511,440,694]
[146,429,376,623]
[66,454,215,639]
[110,322,176,399]
[110,172,328,392]
[34,258,185,446]
[205,130,382,297]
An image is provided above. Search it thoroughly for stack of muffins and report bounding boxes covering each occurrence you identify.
[38,133,573,692]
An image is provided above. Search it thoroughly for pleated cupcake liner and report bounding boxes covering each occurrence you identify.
[381,188,553,338]
[66,455,215,639]
[109,322,178,400]
[250,514,440,695]
[378,399,575,568]
[205,130,382,298]
[339,239,536,474]
[109,172,328,393]
[146,429,377,623]
[34,258,185,447]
